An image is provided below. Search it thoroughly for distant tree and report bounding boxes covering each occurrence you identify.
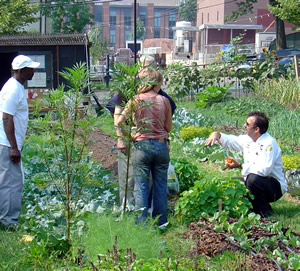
[226,0,287,50]
[0,0,39,35]
[130,18,145,40]
[268,0,300,29]
[40,0,94,33]
[178,0,197,24]
[88,24,110,64]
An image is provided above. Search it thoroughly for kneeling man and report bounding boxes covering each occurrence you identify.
[205,111,287,217]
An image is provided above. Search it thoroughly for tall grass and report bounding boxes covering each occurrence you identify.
[254,78,300,109]
[177,96,300,146]
[80,214,166,262]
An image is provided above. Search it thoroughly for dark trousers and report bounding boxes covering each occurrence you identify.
[245,173,282,214]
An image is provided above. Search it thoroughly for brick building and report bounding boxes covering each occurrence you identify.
[92,0,179,50]
[195,0,296,55]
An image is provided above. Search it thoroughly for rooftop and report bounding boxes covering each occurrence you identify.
[0,33,89,46]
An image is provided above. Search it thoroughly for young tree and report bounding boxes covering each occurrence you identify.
[178,0,197,24]
[227,0,287,50]
[0,0,39,34]
[40,0,94,33]
[88,24,110,64]
[130,18,145,40]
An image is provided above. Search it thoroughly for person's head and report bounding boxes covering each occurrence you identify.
[137,69,163,94]
[139,55,155,69]
[244,111,269,141]
[12,55,40,84]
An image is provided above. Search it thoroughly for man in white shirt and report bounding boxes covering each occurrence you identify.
[205,111,287,218]
[0,55,40,230]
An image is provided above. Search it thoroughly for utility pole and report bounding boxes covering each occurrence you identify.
[134,0,137,64]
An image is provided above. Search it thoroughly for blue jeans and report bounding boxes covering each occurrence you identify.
[133,139,169,226]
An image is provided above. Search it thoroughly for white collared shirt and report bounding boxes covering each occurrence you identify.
[220,132,287,194]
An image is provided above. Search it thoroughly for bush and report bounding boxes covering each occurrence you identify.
[179,126,213,141]
[174,177,252,224]
[171,158,202,192]
[282,154,300,170]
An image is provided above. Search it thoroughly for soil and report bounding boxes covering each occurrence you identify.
[87,128,118,176]
[87,129,299,270]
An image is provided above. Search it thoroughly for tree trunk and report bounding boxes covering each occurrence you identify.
[275,17,287,50]
[269,0,287,50]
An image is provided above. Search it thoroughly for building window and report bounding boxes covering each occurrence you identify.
[124,10,131,27]
[169,12,176,39]
[110,10,116,26]
[125,29,131,42]
[154,28,160,38]
[154,11,161,28]
[207,13,209,23]
[110,29,116,45]
[201,13,203,24]
[139,10,146,27]
[217,11,219,21]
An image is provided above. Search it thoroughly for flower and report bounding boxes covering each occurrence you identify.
[262,48,267,53]
[272,50,276,54]
[220,51,225,56]
[274,62,278,66]
[20,235,34,243]
[274,56,279,61]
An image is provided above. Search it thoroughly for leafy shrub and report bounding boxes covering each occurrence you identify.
[174,177,251,223]
[282,154,300,170]
[196,85,232,108]
[171,158,202,192]
[179,126,213,141]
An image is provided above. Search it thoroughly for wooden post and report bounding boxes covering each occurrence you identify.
[294,55,299,81]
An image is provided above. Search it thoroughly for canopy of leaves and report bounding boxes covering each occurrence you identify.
[130,18,145,40]
[268,0,300,27]
[88,24,110,63]
[0,0,39,35]
[178,0,197,24]
[40,0,94,33]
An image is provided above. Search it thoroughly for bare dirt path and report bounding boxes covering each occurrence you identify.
[87,128,118,176]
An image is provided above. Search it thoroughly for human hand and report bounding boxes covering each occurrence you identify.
[225,157,241,169]
[10,147,21,163]
[204,132,221,146]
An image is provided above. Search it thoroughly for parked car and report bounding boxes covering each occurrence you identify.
[258,48,300,60]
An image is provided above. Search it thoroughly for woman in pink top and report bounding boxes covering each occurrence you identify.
[117,69,172,226]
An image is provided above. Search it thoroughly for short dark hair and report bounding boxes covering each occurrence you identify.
[248,111,269,134]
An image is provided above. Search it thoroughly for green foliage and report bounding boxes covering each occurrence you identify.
[175,177,252,223]
[0,0,39,34]
[88,24,110,64]
[178,0,197,23]
[130,18,145,40]
[253,78,300,109]
[40,0,94,33]
[171,158,202,192]
[282,154,300,170]
[203,211,300,270]
[180,126,213,141]
[27,63,100,247]
[81,214,165,261]
[196,85,232,108]
[268,0,300,28]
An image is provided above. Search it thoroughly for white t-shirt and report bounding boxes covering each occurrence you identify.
[0,77,28,150]
[220,132,287,194]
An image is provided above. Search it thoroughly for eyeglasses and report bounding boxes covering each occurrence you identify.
[245,122,257,129]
